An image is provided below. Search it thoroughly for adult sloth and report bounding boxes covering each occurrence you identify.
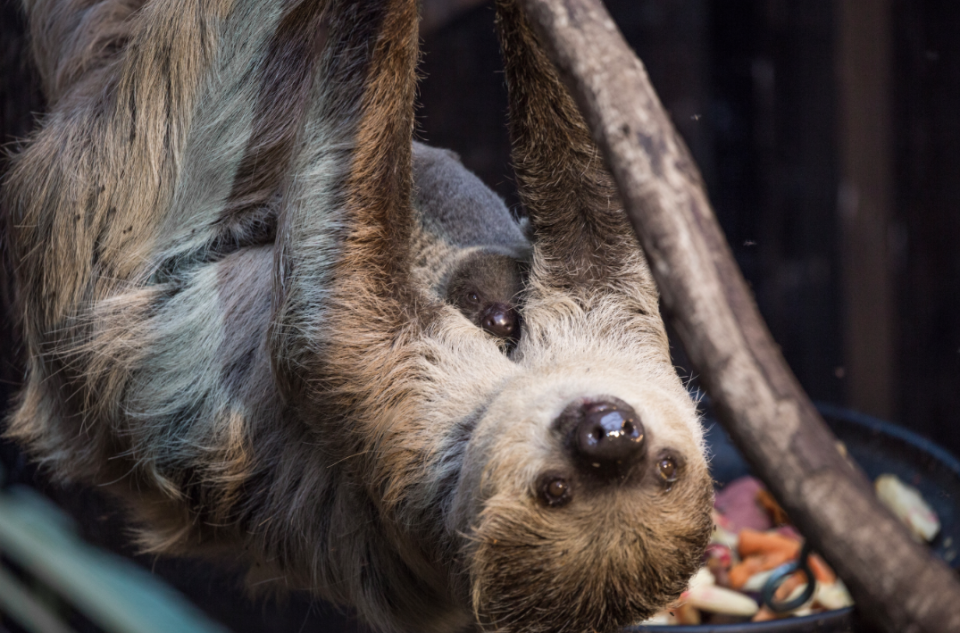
[3,0,713,631]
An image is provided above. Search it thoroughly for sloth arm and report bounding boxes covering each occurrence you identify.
[5,0,299,476]
[7,0,425,460]
[7,0,460,624]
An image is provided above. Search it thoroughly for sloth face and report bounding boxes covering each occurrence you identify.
[445,251,524,344]
[443,286,714,633]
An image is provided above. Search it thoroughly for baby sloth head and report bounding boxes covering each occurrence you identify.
[444,251,524,344]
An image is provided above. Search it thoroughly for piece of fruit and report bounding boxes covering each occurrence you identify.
[875,474,940,542]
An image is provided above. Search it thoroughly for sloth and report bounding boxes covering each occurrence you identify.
[410,142,529,345]
[444,250,523,343]
[2,1,714,632]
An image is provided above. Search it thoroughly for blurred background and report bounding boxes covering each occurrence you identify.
[2,0,959,631]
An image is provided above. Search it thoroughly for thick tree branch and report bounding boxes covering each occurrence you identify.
[516,1,960,631]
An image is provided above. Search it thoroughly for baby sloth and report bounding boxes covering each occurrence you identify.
[445,251,524,344]
[409,142,531,345]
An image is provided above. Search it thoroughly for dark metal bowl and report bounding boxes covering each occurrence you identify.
[626,403,960,633]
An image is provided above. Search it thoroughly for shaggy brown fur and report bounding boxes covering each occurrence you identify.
[3,1,713,632]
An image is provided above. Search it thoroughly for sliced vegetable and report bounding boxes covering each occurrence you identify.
[875,474,940,542]
[686,584,759,617]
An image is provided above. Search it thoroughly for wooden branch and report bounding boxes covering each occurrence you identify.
[515,1,960,631]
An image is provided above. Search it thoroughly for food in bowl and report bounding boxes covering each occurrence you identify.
[640,473,938,625]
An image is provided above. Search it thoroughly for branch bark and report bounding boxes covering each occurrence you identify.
[515,1,960,632]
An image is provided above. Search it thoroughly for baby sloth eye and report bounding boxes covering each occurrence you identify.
[467,291,481,305]
[537,474,572,507]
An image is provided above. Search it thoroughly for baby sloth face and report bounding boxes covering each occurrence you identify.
[444,251,524,344]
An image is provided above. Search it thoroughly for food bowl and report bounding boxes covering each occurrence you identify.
[626,403,960,633]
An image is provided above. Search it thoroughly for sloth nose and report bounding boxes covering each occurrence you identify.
[481,303,519,340]
[572,401,646,475]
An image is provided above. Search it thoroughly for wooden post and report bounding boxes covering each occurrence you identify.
[837,0,896,420]
[513,0,960,631]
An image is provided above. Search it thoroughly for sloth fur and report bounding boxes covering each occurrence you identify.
[3,0,713,631]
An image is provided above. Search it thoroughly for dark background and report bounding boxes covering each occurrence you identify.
[2,0,959,631]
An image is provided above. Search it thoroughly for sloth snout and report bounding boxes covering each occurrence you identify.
[480,302,519,340]
[570,399,646,477]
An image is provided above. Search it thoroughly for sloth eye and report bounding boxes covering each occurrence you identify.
[658,457,678,482]
[467,292,480,305]
[537,474,572,507]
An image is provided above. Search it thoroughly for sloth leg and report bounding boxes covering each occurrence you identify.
[496,0,659,300]
[4,1,303,475]
[8,2,463,628]
[269,0,425,416]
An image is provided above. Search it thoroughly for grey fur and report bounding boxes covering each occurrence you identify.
[413,142,528,254]
[411,142,530,303]
[409,144,528,340]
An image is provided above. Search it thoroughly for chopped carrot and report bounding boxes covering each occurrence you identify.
[752,607,780,622]
[809,553,837,584]
[675,602,701,625]
[756,489,791,526]
[738,528,801,559]
[727,549,795,589]
[728,556,765,589]
[774,571,807,601]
